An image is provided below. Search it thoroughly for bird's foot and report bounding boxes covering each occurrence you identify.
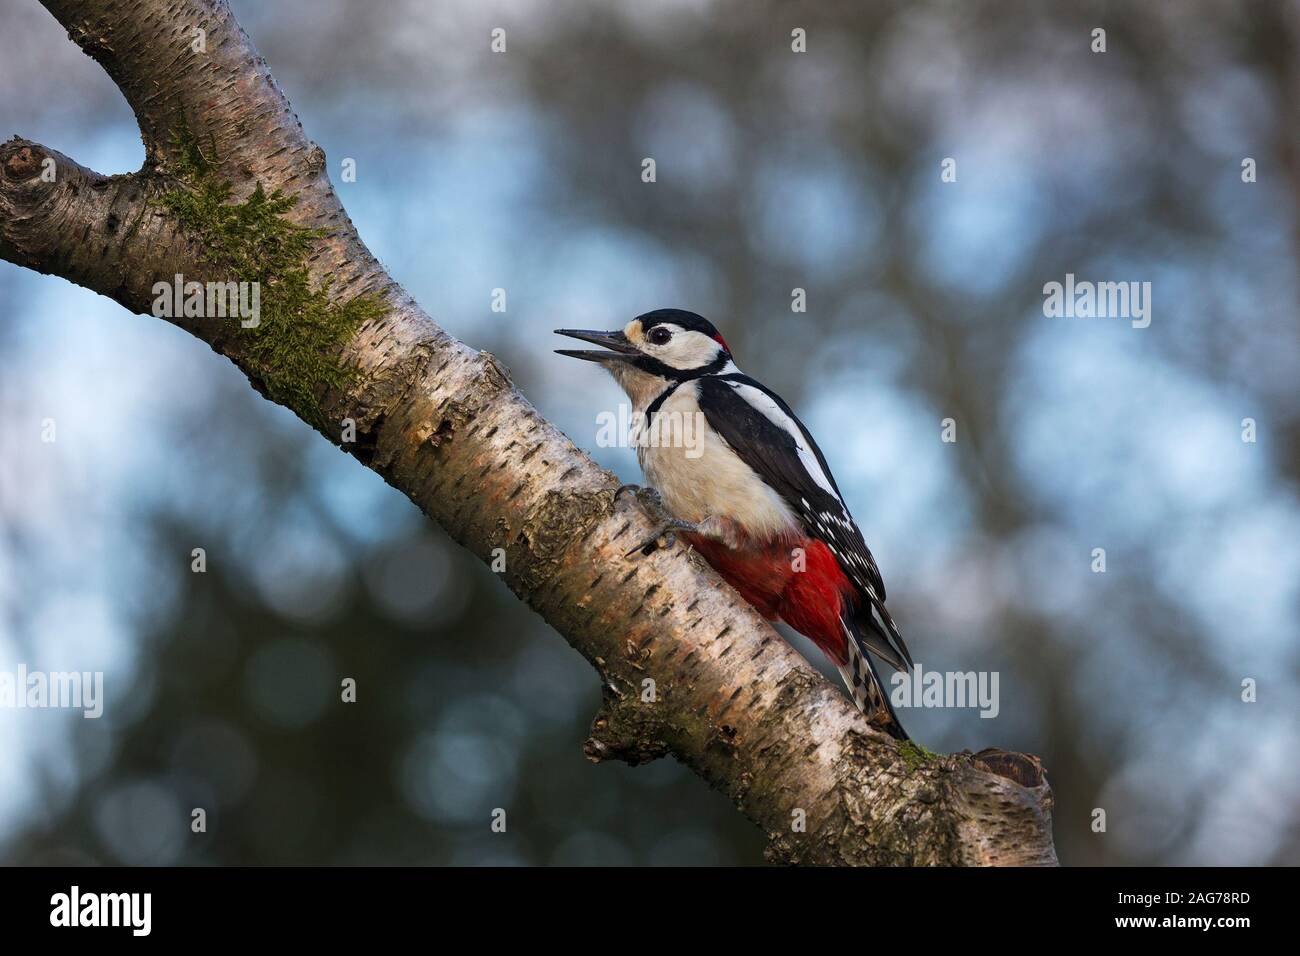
[624,516,700,558]
[617,484,699,556]
[615,483,664,513]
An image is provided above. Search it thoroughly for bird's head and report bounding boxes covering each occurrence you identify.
[555,309,734,401]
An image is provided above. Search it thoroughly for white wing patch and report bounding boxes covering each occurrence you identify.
[726,381,843,503]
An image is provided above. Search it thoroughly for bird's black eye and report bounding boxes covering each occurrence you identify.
[648,327,672,346]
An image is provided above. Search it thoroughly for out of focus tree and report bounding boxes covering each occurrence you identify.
[2,0,1296,865]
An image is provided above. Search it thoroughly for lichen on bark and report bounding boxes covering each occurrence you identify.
[159,127,383,420]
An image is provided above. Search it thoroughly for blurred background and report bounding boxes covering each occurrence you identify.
[1,0,1297,866]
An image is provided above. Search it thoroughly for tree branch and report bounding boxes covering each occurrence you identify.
[1,0,1057,865]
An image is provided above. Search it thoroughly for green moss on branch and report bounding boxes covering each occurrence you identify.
[898,740,940,773]
[160,128,383,421]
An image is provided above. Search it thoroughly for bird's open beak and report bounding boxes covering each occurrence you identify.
[553,328,640,363]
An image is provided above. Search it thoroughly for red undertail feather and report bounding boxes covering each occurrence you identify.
[683,535,851,664]
[685,532,907,739]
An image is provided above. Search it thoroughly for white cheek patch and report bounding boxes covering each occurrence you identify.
[673,332,723,367]
[629,323,725,370]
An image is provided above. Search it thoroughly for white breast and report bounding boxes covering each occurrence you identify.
[635,382,798,541]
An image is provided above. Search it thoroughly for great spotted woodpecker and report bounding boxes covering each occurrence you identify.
[556,309,912,740]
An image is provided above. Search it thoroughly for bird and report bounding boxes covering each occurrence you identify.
[556,309,912,740]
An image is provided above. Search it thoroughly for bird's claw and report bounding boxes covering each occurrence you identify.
[616,483,665,512]
[624,524,682,558]
[617,484,689,557]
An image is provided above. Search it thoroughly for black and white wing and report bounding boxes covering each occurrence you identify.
[696,374,913,671]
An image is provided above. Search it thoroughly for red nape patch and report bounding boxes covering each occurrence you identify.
[712,334,730,353]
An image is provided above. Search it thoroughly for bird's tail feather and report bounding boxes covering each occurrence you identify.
[855,601,913,673]
[837,617,909,740]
